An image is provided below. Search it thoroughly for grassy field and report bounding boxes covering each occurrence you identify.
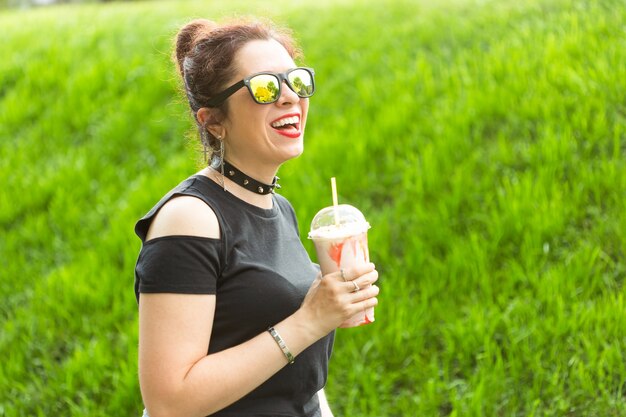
[1,0,625,415]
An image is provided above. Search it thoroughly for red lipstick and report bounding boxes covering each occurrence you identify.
[270,113,302,138]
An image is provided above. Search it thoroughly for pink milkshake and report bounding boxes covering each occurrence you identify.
[309,203,374,327]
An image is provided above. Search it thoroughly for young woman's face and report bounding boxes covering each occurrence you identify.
[221,39,310,169]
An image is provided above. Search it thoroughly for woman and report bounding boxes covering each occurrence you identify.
[134,18,380,417]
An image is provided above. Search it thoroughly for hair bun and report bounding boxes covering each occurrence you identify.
[174,19,217,77]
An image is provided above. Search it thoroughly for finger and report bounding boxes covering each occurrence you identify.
[342,269,378,292]
[353,262,375,277]
[357,269,379,286]
[350,284,380,302]
[348,280,361,293]
[324,269,348,282]
[352,295,379,312]
[341,263,376,282]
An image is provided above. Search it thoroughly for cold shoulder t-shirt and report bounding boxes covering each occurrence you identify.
[134,174,334,417]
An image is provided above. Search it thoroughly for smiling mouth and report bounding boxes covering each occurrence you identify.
[270,114,301,138]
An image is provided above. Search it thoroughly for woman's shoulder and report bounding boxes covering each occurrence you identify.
[145,195,221,241]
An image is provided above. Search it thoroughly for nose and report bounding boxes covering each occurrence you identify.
[276,79,300,105]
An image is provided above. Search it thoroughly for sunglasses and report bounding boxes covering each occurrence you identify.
[206,67,315,107]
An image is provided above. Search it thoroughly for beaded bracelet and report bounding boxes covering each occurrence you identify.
[267,326,295,364]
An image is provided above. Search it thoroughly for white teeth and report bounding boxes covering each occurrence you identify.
[271,116,300,128]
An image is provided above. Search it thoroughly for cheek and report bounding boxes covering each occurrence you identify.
[233,107,268,133]
[300,100,310,121]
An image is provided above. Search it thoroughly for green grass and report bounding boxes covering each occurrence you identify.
[1,0,625,415]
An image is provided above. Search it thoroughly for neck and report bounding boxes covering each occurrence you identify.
[220,159,280,195]
[202,166,274,209]
[226,157,278,185]
[204,156,282,209]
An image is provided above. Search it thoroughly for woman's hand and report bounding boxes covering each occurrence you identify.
[298,263,380,338]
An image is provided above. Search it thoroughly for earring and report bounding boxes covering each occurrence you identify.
[217,135,224,163]
[216,135,226,191]
[201,129,210,164]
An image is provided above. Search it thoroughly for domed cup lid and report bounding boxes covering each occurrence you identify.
[308,204,370,239]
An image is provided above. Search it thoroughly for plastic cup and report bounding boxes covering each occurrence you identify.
[308,204,374,327]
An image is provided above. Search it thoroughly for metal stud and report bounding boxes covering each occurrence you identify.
[258,186,264,193]
[243,179,249,185]
[229,170,235,176]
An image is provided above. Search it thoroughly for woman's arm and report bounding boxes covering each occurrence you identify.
[140,292,323,417]
[139,196,379,417]
[318,389,335,417]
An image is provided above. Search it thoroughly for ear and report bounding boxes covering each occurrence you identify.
[197,107,225,138]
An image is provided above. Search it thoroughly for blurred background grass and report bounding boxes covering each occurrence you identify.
[1,0,625,415]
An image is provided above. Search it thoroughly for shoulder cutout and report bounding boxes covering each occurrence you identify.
[145,195,220,241]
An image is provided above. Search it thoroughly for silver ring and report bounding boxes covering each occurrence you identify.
[351,281,360,292]
[340,269,346,281]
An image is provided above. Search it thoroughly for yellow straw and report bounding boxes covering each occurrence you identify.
[331,177,340,225]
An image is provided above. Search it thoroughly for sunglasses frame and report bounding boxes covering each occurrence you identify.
[206,67,315,107]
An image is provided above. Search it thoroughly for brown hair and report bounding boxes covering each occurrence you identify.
[173,18,301,163]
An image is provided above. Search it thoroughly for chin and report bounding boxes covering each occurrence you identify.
[271,133,304,162]
[281,143,304,162]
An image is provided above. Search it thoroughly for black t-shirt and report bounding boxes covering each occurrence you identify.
[134,174,334,417]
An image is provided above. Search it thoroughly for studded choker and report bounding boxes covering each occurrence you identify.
[221,160,280,195]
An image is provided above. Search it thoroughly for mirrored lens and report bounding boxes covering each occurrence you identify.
[249,74,280,103]
[288,69,314,97]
